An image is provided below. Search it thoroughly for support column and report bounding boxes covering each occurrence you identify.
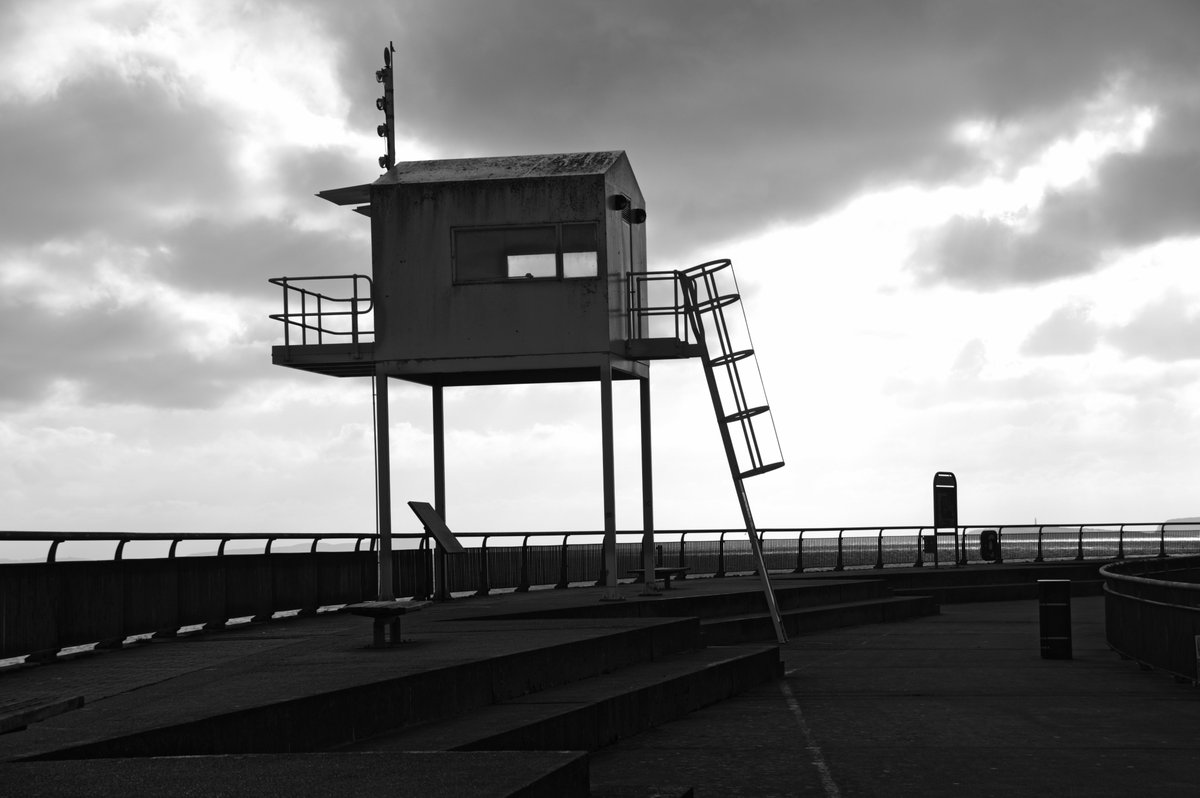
[600,360,617,588]
[639,376,658,594]
[374,368,394,601]
[432,384,448,601]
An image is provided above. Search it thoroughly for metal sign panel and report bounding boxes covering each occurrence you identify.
[407,501,465,554]
[933,471,958,530]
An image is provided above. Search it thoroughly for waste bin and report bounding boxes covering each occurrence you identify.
[980,529,999,561]
[1038,579,1072,660]
[923,535,937,555]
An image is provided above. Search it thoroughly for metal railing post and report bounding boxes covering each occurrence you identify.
[1117,525,1125,559]
[716,531,727,578]
[996,527,1004,564]
[517,534,531,592]
[476,535,491,597]
[1035,525,1044,562]
[1076,525,1085,561]
[1159,524,1169,558]
[835,529,844,571]
[875,528,884,569]
[794,530,805,573]
[281,278,290,349]
[678,532,688,580]
[556,534,571,589]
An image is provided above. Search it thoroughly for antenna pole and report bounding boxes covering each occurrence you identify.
[376,42,396,171]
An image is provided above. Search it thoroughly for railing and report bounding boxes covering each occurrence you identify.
[4,524,1199,664]
[1101,555,1200,683]
[268,274,374,350]
[627,270,694,344]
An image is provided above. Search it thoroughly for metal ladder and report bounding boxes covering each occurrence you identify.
[678,259,788,643]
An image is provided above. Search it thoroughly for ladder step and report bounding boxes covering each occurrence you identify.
[723,405,770,424]
[708,349,754,368]
[691,293,740,314]
[739,461,785,479]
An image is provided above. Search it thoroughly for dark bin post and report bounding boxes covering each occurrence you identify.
[1038,579,1072,660]
[932,471,958,568]
[980,529,999,562]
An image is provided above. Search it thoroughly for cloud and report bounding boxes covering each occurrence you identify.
[1108,292,1200,362]
[1021,301,1100,356]
[0,285,265,409]
[915,215,1096,287]
[913,84,1200,289]
[306,0,1200,263]
[0,68,238,246]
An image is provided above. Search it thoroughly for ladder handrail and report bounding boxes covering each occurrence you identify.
[678,262,788,643]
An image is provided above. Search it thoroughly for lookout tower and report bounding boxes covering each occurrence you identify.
[270,49,787,641]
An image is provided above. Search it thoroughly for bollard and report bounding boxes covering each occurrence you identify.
[1038,579,1072,660]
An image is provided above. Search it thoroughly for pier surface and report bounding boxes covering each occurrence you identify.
[1,569,1198,796]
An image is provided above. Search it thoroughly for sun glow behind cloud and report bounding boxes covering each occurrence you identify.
[697,81,1200,525]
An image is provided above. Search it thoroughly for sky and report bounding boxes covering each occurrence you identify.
[3,0,1200,541]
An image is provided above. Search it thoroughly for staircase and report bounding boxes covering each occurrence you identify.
[335,579,935,776]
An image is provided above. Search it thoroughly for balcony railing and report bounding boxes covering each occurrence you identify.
[627,270,695,344]
[269,274,374,351]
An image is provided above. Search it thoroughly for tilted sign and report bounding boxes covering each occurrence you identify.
[407,500,465,553]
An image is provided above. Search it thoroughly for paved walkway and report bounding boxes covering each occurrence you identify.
[2,576,1198,796]
[591,596,1200,797]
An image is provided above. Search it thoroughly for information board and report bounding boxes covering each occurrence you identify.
[407,501,466,554]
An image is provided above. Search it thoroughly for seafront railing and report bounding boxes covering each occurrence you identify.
[2,523,1198,663]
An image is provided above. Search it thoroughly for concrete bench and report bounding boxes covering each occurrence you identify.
[627,567,690,590]
[0,695,84,734]
[343,600,431,647]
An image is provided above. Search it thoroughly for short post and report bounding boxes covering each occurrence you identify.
[1038,579,1072,660]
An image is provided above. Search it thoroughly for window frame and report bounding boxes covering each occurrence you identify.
[451,221,601,285]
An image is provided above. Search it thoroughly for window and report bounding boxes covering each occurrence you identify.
[454,222,598,283]
[561,223,598,278]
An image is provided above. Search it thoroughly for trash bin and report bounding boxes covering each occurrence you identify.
[923,535,937,555]
[1038,579,1072,660]
[980,529,999,561]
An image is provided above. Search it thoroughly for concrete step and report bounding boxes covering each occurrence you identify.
[0,751,591,798]
[25,617,704,761]
[800,561,1107,603]
[479,578,891,622]
[343,644,781,754]
[701,595,939,645]
[893,579,1104,604]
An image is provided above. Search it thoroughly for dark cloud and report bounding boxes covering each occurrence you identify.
[1020,302,1100,356]
[309,0,1200,262]
[0,66,237,245]
[915,103,1200,288]
[0,282,269,410]
[156,214,369,294]
[913,216,1095,288]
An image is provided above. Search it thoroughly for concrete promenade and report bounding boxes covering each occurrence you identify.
[592,595,1200,796]
[1,571,1198,796]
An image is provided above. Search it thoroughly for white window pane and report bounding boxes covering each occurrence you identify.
[563,251,598,278]
[507,253,556,278]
